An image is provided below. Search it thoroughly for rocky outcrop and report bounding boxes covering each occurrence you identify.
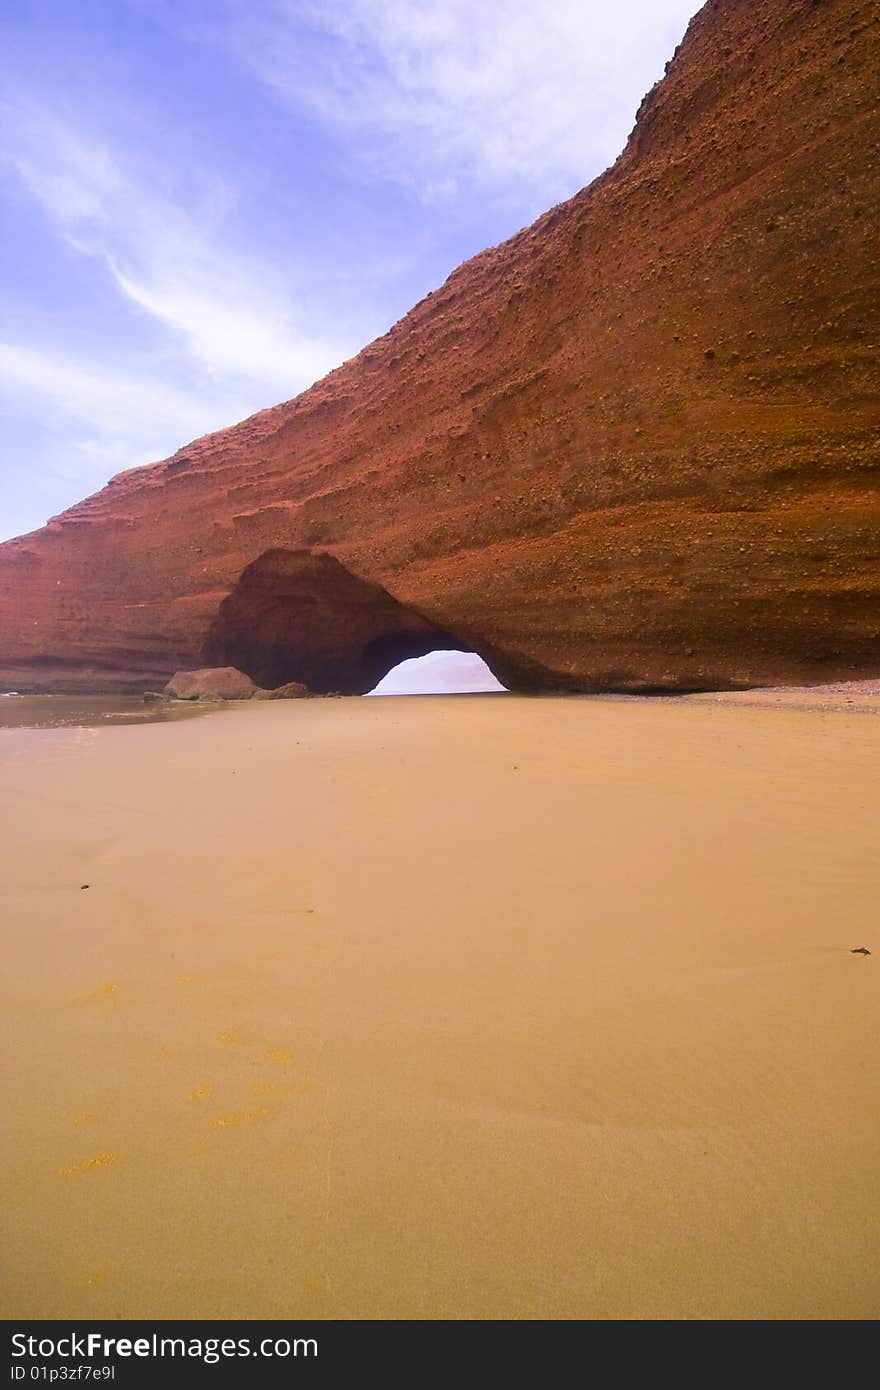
[164,667,260,701]
[253,681,312,700]
[162,667,313,700]
[0,0,877,695]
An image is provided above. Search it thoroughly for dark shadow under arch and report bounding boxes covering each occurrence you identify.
[203,548,489,695]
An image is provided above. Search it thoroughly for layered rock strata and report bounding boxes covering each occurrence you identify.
[1,0,877,694]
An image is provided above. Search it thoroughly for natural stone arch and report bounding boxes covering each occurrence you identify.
[202,548,496,695]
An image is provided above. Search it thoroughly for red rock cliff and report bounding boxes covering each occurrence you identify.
[1,0,878,694]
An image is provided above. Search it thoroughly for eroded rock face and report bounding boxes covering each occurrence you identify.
[164,668,260,701]
[203,550,470,694]
[0,0,878,695]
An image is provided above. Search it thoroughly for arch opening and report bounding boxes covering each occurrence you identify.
[203,548,505,696]
[366,650,507,696]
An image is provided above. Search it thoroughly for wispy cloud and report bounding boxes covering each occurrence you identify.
[4,102,351,398]
[210,0,699,206]
[0,341,235,455]
[0,93,363,537]
[0,339,250,537]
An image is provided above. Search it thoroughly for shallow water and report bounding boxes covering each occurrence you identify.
[0,695,216,729]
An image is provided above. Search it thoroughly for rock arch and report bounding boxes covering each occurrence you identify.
[203,549,489,695]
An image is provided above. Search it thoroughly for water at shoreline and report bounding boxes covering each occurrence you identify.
[0,695,217,730]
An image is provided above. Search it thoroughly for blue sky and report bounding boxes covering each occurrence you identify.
[0,0,700,542]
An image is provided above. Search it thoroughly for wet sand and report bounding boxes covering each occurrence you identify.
[1,692,878,1320]
[0,695,213,730]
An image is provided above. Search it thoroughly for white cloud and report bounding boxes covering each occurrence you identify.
[0,96,365,537]
[0,341,232,452]
[217,0,700,205]
[3,103,351,399]
[105,259,342,390]
[0,341,254,535]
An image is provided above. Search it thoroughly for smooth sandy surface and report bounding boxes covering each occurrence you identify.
[2,692,878,1320]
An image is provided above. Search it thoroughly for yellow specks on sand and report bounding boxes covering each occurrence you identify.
[219,1026,243,1045]
[250,1080,278,1096]
[177,974,201,987]
[58,1152,121,1178]
[212,1106,271,1129]
[78,1266,112,1291]
[78,981,118,1003]
[72,1111,98,1127]
[187,1084,213,1102]
[264,1045,295,1068]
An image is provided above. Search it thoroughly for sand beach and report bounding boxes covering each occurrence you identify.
[1,691,878,1320]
